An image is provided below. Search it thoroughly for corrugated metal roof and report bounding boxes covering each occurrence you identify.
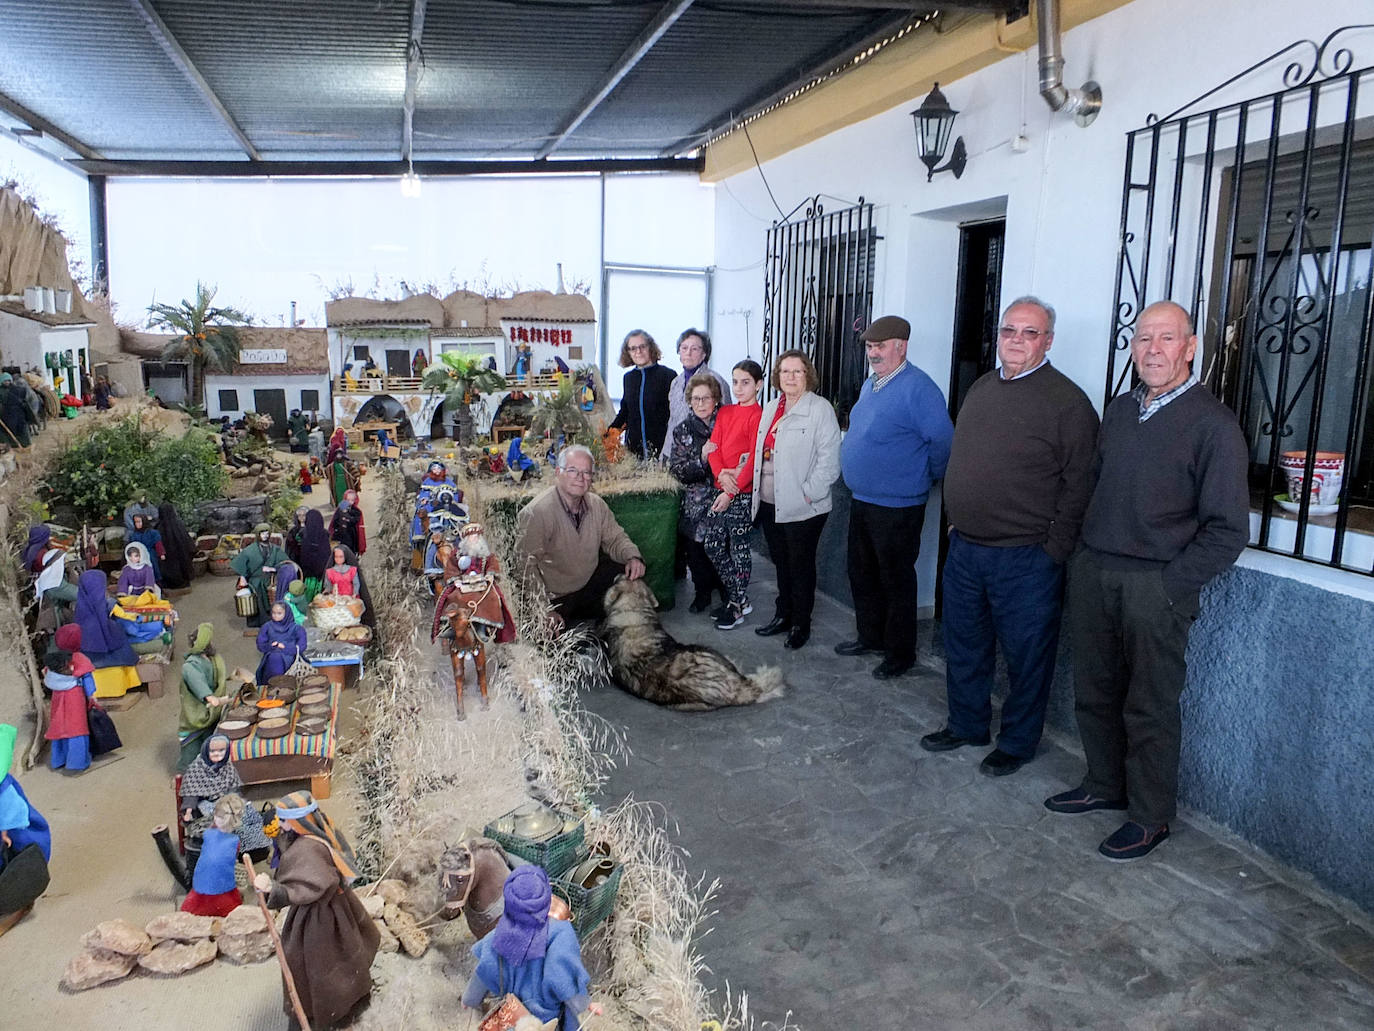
[0,2,1023,167]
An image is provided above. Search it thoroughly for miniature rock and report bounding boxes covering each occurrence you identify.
[360,893,385,919]
[217,932,275,965]
[138,938,218,975]
[82,919,152,956]
[385,908,430,958]
[145,913,217,941]
[382,900,401,928]
[62,948,138,990]
[376,879,409,905]
[220,904,268,937]
[374,919,399,954]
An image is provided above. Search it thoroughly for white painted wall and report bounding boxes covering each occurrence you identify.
[711,0,1374,605]
[204,372,330,423]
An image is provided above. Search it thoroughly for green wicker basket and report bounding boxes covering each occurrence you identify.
[483,806,587,877]
[552,860,623,939]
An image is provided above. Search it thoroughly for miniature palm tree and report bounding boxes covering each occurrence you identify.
[421,352,508,443]
[527,374,592,445]
[147,282,250,409]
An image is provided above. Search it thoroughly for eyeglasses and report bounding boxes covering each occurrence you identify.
[563,467,594,480]
[689,394,715,404]
[627,344,649,353]
[998,326,1045,341]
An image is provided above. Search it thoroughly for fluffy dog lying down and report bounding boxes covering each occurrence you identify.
[598,577,786,711]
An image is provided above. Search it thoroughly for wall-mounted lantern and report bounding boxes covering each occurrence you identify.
[911,83,967,182]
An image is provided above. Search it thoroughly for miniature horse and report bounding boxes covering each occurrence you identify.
[437,838,519,939]
[434,594,488,719]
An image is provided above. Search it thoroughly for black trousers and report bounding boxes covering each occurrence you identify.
[681,532,724,603]
[847,499,926,664]
[757,503,827,629]
[1069,554,1195,826]
[551,554,625,623]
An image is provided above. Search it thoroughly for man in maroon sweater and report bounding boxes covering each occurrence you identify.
[921,296,1098,777]
[1044,301,1249,861]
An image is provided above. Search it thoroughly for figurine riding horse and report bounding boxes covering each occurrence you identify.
[437,838,519,939]
[438,838,571,939]
[433,594,488,719]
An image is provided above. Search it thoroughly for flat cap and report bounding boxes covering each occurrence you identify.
[860,315,910,342]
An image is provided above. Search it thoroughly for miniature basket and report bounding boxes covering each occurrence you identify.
[208,554,236,576]
[190,555,209,578]
[552,851,623,939]
[310,596,364,630]
[483,804,587,877]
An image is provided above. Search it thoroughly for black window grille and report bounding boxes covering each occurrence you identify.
[1107,26,1374,575]
[761,196,877,424]
[218,389,239,411]
[300,389,320,411]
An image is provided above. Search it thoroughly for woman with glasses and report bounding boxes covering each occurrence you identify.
[669,373,728,613]
[750,350,842,650]
[608,330,676,459]
[664,328,731,446]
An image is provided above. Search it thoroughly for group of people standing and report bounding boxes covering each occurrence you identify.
[606,299,1248,863]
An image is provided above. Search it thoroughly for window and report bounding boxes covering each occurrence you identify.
[761,197,876,424]
[218,389,239,411]
[300,389,320,411]
[1107,53,1374,574]
[568,345,583,360]
[353,345,369,361]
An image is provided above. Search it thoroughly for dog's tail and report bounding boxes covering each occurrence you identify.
[746,665,786,704]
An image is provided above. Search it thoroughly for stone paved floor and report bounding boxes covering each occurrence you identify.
[585,567,1374,1030]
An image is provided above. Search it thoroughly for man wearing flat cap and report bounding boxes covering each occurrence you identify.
[837,315,954,679]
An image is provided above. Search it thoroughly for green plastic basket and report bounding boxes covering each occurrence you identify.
[483,808,587,877]
[552,860,623,939]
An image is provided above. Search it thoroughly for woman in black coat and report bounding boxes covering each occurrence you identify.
[668,372,727,612]
[608,330,675,459]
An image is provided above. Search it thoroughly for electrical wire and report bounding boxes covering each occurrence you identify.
[742,121,786,220]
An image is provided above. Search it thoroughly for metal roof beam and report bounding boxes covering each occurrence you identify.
[402,0,428,162]
[126,0,261,161]
[660,9,919,156]
[535,0,696,161]
[0,89,101,161]
[68,156,704,177]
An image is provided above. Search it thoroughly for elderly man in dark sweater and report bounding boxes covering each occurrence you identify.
[920,296,1098,777]
[1045,301,1249,861]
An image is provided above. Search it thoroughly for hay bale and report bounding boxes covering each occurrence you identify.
[138,938,217,975]
[145,912,218,942]
[81,919,152,956]
[62,948,137,990]
[385,908,429,958]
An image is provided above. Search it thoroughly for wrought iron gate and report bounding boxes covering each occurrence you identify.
[761,196,876,422]
[1108,25,1374,574]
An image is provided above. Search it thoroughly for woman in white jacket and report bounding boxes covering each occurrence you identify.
[750,350,842,649]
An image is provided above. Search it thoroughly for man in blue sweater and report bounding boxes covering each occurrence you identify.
[837,315,954,678]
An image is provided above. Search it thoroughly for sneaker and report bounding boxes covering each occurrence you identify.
[918,727,991,752]
[1098,821,1170,861]
[715,603,745,630]
[1043,788,1128,815]
[740,598,754,616]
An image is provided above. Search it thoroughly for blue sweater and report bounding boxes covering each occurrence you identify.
[841,363,954,506]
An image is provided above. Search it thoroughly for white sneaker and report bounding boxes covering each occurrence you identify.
[715,603,745,630]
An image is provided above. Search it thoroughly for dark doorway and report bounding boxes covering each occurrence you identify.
[253,388,288,439]
[935,218,1006,618]
[385,349,411,378]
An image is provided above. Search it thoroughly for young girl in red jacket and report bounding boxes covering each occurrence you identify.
[702,359,764,629]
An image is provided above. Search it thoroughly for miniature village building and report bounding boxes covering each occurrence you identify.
[0,301,97,397]
[202,328,331,434]
[326,290,597,441]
